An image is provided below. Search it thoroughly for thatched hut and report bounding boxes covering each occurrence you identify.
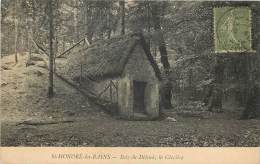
[67,33,162,120]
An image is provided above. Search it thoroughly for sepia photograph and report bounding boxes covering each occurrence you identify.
[1,0,260,150]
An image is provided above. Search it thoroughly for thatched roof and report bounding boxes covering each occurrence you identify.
[67,33,162,81]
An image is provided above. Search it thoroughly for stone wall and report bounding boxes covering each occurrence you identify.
[118,75,133,119]
[145,83,160,118]
[118,44,160,119]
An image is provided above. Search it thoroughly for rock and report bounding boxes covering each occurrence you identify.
[166,117,177,122]
[64,110,76,116]
[26,60,35,67]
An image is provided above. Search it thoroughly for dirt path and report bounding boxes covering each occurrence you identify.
[1,54,260,146]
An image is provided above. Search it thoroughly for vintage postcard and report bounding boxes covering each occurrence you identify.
[1,0,260,164]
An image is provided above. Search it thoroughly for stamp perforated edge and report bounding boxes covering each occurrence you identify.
[213,6,255,54]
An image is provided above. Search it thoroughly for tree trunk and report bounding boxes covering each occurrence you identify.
[188,59,194,99]
[74,0,79,42]
[14,0,18,63]
[107,4,112,39]
[240,31,260,119]
[208,56,224,112]
[241,6,260,119]
[151,4,170,70]
[151,3,172,109]
[26,17,32,66]
[240,85,259,119]
[203,83,213,105]
[146,2,151,49]
[48,0,54,97]
[119,0,125,35]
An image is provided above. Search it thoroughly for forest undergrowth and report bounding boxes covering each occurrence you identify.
[1,54,260,146]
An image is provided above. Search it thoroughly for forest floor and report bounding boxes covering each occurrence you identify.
[1,54,260,146]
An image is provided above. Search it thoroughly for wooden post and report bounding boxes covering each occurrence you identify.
[62,36,65,52]
[116,80,118,103]
[110,81,113,102]
[80,64,83,84]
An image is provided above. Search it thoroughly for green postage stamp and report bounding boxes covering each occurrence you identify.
[214,7,253,53]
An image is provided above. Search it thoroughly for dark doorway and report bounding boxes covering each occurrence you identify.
[133,81,147,114]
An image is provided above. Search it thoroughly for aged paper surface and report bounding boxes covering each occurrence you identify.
[1,0,260,164]
[1,147,260,164]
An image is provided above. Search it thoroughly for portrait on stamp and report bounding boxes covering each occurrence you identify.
[214,7,253,53]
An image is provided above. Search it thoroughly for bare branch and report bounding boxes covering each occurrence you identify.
[31,38,49,56]
[56,37,90,58]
